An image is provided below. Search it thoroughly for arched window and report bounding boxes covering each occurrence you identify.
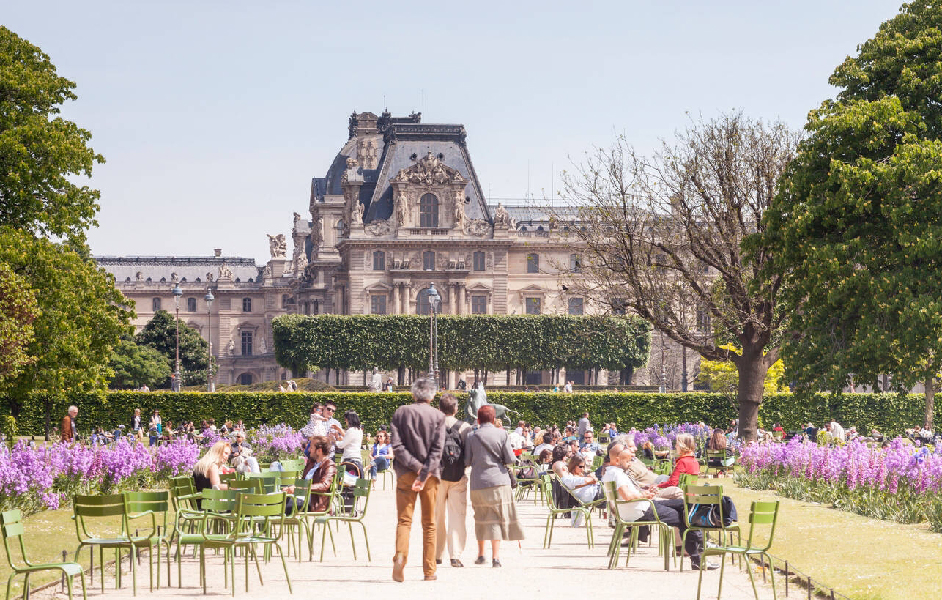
[526,253,540,273]
[152,298,161,311]
[187,297,197,312]
[419,193,439,227]
[242,298,252,312]
[416,288,434,315]
[423,251,436,271]
[237,373,254,385]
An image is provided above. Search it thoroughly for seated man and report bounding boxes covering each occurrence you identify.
[533,432,555,456]
[560,456,602,526]
[580,430,601,461]
[284,435,336,513]
[230,430,261,474]
[603,442,716,571]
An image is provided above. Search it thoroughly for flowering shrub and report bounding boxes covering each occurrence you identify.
[629,423,715,453]
[248,424,305,462]
[736,437,942,530]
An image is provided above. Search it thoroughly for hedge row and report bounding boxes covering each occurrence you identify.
[2,391,926,438]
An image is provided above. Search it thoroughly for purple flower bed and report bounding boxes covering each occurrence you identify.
[737,437,942,529]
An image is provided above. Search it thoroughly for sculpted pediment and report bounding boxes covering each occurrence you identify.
[394,152,466,186]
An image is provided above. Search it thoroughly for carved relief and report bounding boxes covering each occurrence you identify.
[219,263,233,280]
[394,151,465,186]
[464,219,490,237]
[294,252,308,275]
[365,219,392,237]
[267,234,287,259]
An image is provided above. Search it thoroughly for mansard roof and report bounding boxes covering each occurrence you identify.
[95,256,262,283]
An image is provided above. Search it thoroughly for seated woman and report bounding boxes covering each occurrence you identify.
[193,440,232,507]
[655,433,699,499]
[707,427,728,467]
[335,410,364,477]
[369,430,393,479]
[536,449,553,473]
[560,456,602,526]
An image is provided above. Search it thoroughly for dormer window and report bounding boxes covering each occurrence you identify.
[419,193,439,227]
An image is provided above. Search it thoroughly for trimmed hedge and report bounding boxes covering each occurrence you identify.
[1,391,926,437]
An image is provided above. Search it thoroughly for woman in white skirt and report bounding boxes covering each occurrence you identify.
[465,405,524,567]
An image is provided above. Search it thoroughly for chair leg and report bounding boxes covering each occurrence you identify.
[79,571,88,600]
[766,553,777,600]
[359,522,371,561]
[276,544,292,594]
[348,522,357,560]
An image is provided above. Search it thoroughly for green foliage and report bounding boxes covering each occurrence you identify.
[0,416,15,446]
[760,1,942,402]
[108,338,172,390]
[273,314,650,374]
[0,390,925,439]
[135,310,211,386]
[0,228,133,401]
[0,26,104,242]
[0,263,38,386]
[696,345,788,394]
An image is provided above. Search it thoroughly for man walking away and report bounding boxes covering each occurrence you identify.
[390,378,446,582]
[436,393,471,567]
[61,405,78,443]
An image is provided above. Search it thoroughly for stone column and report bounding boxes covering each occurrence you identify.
[457,284,466,315]
[405,285,414,314]
[449,284,457,314]
[391,284,400,314]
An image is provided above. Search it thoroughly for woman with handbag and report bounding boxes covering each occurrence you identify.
[465,405,524,567]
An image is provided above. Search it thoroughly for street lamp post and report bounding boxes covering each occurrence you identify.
[659,330,667,393]
[205,289,214,392]
[427,283,442,388]
[172,284,182,392]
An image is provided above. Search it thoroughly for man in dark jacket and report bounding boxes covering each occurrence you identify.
[390,378,445,582]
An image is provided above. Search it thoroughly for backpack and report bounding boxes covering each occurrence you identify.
[440,421,466,482]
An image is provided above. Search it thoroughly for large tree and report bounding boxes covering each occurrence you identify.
[561,112,798,441]
[760,0,942,428]
[135,310,211,387]
[0,26,104,242]
[108,338,172,390]
[0,263,38,386]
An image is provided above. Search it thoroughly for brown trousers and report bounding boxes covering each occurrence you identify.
[395,471,440,577]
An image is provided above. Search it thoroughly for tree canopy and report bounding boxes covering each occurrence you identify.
[759,0,942,427]
[135,310,211,387]
[0,263,38,386]
[272,314,650,380]
[108,338,172,390]
[0,26,104,243]
[561,112,799,441]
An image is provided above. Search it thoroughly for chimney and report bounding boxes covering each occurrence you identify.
[214,248,222,257]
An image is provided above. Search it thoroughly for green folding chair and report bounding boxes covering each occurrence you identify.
[280,479,313,561]
[1,509,87,600]
[681,484,741,571]
[540,474,594,549]
[602,481,672,570]
[73,494,140,595]
[313,478,372,562]
[698,500,780,600]
[123,491,172,589]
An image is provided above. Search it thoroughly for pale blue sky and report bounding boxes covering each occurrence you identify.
[6,0,904,261]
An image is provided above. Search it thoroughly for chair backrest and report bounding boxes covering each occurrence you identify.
[200,488,240,513]
[228,479,263,494]
[278,471,300,487]
[288,478,313,512]
[744,500,780,552]
[345,478,372,517]
[124,490,170,515]
[235,492,286,538]
[678,473,697,490]
[73,494,128,541]
[280,459,302,472]
[0,509,27,569]
[683,484,725,528]
[219,472,237,486]
[169,476,197,511]
[539,473,556,508]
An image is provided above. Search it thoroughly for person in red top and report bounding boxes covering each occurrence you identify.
[658,433,700,489]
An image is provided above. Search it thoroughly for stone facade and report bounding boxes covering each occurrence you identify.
[98,110,660,388]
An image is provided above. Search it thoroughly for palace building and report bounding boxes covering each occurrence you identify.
[98,110,661,388]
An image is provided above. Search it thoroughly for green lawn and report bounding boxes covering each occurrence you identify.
[715,474,942,600]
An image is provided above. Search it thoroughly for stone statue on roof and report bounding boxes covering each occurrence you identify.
[396,192,410,226]
[494,203,515,229]
[453,197,466,230]
[267,234,287,259]
[352,200,364,224]
[218,263,232,280]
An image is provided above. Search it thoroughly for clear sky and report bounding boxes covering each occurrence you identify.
[6,0,905,262]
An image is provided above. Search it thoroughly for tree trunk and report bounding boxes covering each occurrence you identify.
[925,376,935,430]
[736,347,770,443]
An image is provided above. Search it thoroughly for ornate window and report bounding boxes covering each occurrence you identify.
[238,373,253,385]
[525,297,542,315]
[570,254,582,273]
[471,295,487,314]
[152,298,161,311]
[373,251,386,271]
[568,297,584,315]
[241,331,253,356]
[423,251,436,271]
[526,253,540,273]
[697,307,712,332]
[419,193,439,227]
[242,298,252,313]
[371,294,387,315]
[473,251,486,272]
[187,297,197,312]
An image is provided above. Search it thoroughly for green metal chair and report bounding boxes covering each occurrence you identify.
[697,500,780,600]
[229,479,263,494]
[123,491,172,590]
[279,478,314,561]
[73,494,140,595]
[678,473,698,491]
[539,474,594,549]
[245,474,278,493]
[602,480,672,570]
[279,459,303,472]
[313,478,372,562]
[198,491,292,596]
[706,449,735,476]
[1,509,87,600]
[175,488,239,591]
[558,477,606,548]
[681,484,741,571]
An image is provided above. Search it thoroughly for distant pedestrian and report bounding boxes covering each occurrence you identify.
[577,412,591,444]
[390,378,446,582]
[60,405,78,443]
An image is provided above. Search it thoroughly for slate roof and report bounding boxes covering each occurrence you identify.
[95,256,263,284]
